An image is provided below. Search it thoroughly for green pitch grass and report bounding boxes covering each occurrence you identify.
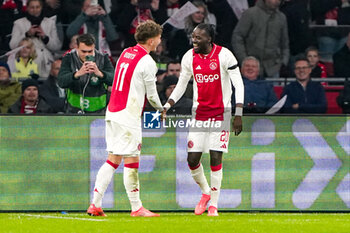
[1,212,349,233]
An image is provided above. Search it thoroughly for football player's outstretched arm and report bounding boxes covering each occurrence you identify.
[164,51,192,111]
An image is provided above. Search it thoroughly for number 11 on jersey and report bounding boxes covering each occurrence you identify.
[115,62,129,91]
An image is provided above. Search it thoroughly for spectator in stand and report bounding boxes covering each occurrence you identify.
[281,57,327,113]
[0,61,21,113]
[129,0,181,27]
[159,75,192,115]
[280,0,313,74]
[232,56,278,113]
[310,0,350,76]
[42,0,65,47]
[58,33,114,114]
[112,0,164,48]
[9,37,39,81]
[306,46,327,79]
[62,34,80,57]
[8,78,53,113]
[9,0,62,78]
[168,0,216,60]
[203,0,238,51]
[60,0,85,24]
[166,60,181,78]
[69,34,79,50]
[66,0,118,56]
[333,32,350,78]
[156,60,181,88]
[336,81,350,113]
[231,0,289,78]
[43,0,61,18]
[0,0,25,53]
[39,58,65,113]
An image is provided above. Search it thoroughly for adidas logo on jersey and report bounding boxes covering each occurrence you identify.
[195,65,202,70]
[220,144,227,149]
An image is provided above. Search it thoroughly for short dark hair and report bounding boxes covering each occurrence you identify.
[195,23,215,43]
[166,60,180,69]
[134,20,162,44]
[77,33,96,46]
[294,55,310,67]
[27,0,43,7]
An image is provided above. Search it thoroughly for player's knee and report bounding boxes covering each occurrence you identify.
[108,153,122,165]
[210,150,223,166]
[187,157,200,168]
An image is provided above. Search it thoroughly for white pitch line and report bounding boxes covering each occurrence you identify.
[20,214,108,222]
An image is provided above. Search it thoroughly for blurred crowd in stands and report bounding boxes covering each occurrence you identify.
[0,0,350,115]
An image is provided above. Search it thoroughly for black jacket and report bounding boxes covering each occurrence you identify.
[282,80,327,113]
[40,75,66,113]
[333,44,350,78]
[337,81,350,113]
[58,49,114,114]
[8,96,53,114]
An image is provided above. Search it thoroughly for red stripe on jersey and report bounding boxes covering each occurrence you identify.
[192,44,224,121]
[124,162,139,169]
[108,44,148,112]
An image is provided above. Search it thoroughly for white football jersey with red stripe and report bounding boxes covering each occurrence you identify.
[169,44,244,121]
[106,44,162,128]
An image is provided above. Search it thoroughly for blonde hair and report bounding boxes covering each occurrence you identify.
[184,0,209,34]
[16,38,37,60]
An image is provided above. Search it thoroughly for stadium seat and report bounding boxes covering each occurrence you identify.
[273,86,284,99]
[324,86,343,114]
[273,85,344,114]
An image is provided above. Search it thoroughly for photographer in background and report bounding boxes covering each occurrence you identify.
[58,33,114,114]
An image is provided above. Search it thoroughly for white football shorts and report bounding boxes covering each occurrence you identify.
[187,119,230,153]
[105,120,142,156]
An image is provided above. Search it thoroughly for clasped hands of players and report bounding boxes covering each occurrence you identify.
[74,61,103,78]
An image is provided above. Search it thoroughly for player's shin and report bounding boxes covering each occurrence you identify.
[189,163,210,195]
[92,160,119,207]
[124,163,142,212]
[210,164,223,208]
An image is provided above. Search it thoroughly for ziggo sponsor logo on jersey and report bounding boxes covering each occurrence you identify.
[195,74,219,83]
